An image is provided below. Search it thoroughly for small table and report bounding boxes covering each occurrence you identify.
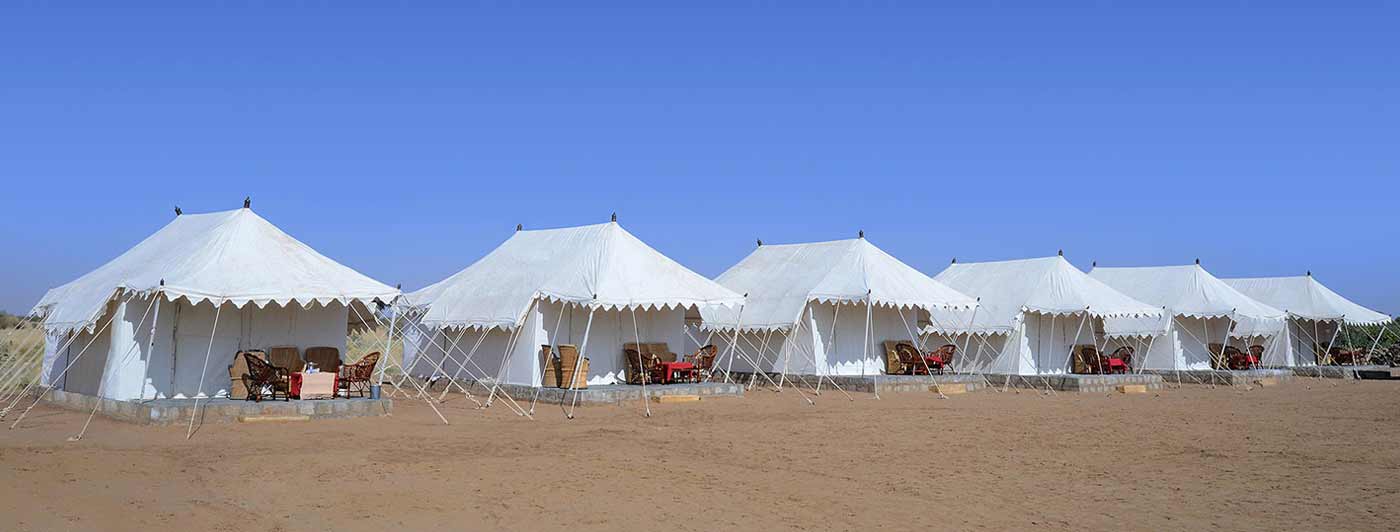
[290,372,338,399]
[655,361,695,384]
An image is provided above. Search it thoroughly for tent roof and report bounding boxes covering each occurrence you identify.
[407,222,743,330]
[1089,264,1286,321]
[1090,264,1286,338]
[699,238,977,331]
[927,256,1162,335]
[1223,275,1391,325]
[31,208,400,334]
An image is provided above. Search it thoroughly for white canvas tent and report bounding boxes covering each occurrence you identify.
[1224,274,1392,366]
[699,237,977,381]
[1089,263,1287,370]
[402,221,743,399]
[26,207,400,402]
[924,255,1163,376]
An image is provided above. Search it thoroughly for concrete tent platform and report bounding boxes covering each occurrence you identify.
[1290,365,1392,379]
[818,374,984,394]
[41,390,392,425]
[984,373,1165,393]
[487,382,743,406]
[1144,368,1295,386]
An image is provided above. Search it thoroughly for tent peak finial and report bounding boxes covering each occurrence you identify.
[174,206,182,216]
[1307,270,1311,276]
[610,212,617,222]
[858,230,864,239]
[1195,258,1200,265]
[396,283,402,290]
[243,196,251,209]
[1057,249,1063,256]
[951,257,957,264]
[516,224,523,232]
[1092,260,1097,267]
[756,238,763,247]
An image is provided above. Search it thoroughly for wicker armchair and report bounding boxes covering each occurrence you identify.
[895,343,925,375]
[689,344,719,382]
[304,346,342,374]
[337,352,381,398]
[927,344,956,375]
[1078,346,1104,374]
[623,347,662,385]
[243,352,291,402]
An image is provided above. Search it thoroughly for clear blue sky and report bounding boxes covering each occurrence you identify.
[2,3,1396,316]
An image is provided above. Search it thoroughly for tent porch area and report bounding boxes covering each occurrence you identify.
[983,372,1165,393]
[41,389,392,425]
[1143,368,1295,386]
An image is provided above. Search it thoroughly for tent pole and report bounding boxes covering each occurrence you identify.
[529,302,570,414]
[628,304,651,417]
[484,298,541,416]
[815,304,837,395]
[564,304,597,419]
[896,305,945,398]
[436,328,489,404]
[137,290,164,401]
[715,300,746,384]
[185,301,224,440]
[377,303,398,386]
[347,304,451,423]
[862,291,876,399]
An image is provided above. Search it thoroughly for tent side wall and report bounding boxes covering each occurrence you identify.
[434,302,692,387]
[52,295,351,400]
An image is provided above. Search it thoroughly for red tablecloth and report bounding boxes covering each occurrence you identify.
[290,372,338,399]
[656,361,695,384]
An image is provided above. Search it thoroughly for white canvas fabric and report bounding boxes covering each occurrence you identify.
[1090,264,1287,370]
[700,238,976,331]
[404,222,741,387]
[29,208,398,400]
[698,238,976,376]
[927,256,1162,335]
[1224,275,1391,367]
[922,256,1163,375]
[1090,264,1286,337]
[407,222,743,330]
[1223,275,1391,325]
[30,208,400,334]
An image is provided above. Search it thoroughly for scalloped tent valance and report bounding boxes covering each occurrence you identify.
[699,238,977,331]
[30,208,400,334]
[925,255,1163,337]
[1224,275,1391,326]
[406,221,744,330]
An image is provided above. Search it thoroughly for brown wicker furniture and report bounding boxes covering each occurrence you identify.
[882,341,907,374]
[895,343,925,375]
[558,344,589,389]
[268,346,304,373]
[337,352,380,398]
[686,344,719,382]
[228,350,266,400]
[623,346,657,385]
[243,352,291,402]
[926,344,956,375]
[304,346,342,374]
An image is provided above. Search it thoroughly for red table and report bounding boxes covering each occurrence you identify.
[655,361,695,384]
[290,372,338,399]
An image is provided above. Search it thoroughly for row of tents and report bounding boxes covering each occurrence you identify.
[16,207,1393,402]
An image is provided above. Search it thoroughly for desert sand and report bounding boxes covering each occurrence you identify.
[2,380,1398,531]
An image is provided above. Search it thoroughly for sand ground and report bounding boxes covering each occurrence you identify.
[2,379,1398,531]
